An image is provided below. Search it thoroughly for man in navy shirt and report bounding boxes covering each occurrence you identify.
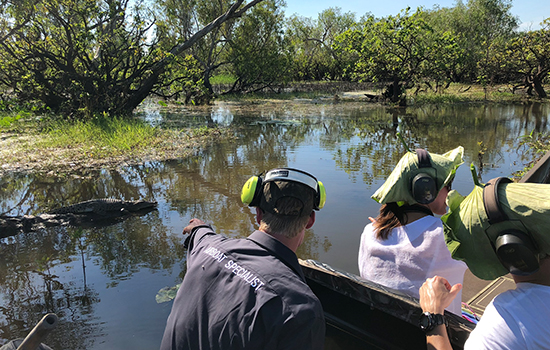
[160,168,327,350]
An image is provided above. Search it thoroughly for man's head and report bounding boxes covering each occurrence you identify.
[241,168,326,238]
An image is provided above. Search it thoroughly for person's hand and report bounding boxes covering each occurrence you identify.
[183,218,207,235]
[419,276,462,314]
[368,217,376,223]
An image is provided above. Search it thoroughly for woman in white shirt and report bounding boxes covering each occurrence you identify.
[358,147,467,315]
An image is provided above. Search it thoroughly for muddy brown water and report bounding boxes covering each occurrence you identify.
[1,99,549,349]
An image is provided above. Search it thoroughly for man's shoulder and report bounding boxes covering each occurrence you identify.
[187,226,244,252]
[265,267,323,313]
[495,282,550,303]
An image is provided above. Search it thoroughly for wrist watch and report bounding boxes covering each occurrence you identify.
[419,312,448,332]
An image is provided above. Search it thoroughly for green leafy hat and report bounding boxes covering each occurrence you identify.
[443,172,550,280]
[372,146,464,205]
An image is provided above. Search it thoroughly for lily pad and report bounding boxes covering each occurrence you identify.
[155,284,181,303]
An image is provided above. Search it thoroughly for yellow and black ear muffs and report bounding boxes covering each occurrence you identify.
[410,149,438,204]
[241,168,326,210]
[483,177,540,275]
[241,173,264,208]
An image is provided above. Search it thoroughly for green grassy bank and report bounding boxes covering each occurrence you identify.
[0,113,226,175]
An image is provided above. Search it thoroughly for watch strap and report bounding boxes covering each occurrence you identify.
[420,312,448,332]
[432,313,448,328]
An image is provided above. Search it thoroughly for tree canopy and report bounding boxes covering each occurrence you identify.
[334,9,464,104]
[0,0,548,119]
[0,0,265,118]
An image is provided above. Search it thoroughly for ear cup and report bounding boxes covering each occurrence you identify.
[495,230,539,275]
[411,173,437,204]
[483,177,539,275]
[411,149,438,204]
[241,176,263,207]
[316,181,326,209]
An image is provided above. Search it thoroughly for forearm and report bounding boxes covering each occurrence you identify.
[426,325,453,350]
[419,276,463,350]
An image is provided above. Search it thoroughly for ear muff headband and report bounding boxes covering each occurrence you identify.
[241,168,326,210]
[264,168,319,191]
[483,177,539,275]
[484,177,512,225]
[411,149,438,204]
[416,148,432,168]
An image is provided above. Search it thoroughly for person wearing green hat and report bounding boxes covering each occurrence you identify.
[358,147,467,315]
[418,174,550,349]
[419,256,550,350]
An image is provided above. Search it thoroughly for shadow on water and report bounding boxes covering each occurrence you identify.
[1,100,549,349]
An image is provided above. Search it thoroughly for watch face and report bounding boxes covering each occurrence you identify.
[419,312,432,331]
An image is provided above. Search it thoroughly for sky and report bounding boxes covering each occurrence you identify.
[284,0,549,31]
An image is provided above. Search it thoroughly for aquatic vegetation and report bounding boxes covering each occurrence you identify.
[156,284,181,303]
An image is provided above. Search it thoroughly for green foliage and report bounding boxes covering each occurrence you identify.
[156,54,211,105]
[411,93,468,104]
[156,284,181,303]
[519,130,550,155]
[215,90,326,101]
[0,109,35,130]
[427,0,518,84]
[334,9,462,103]
[0,0,267,119]
[154,0,233,95]
[514,130,550,178]
[0,0,161,118]
[210,74,237,85]
[0,114,22,128]
[492,19,550,98]
[286,7,356,81]
[0,0,547,115]
[226,0,291,92]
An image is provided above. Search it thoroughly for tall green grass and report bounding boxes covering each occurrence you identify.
[38,117,160,156]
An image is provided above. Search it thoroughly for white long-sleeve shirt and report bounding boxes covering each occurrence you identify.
[358,215,467,315]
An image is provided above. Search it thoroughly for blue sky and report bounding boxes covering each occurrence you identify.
[284,0,549,31]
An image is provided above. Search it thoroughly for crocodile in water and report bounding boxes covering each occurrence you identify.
[48,199,158,216]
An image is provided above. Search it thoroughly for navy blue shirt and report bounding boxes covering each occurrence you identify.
[160,226,325,350]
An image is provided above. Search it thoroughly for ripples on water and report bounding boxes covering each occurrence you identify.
[1,100,549,349]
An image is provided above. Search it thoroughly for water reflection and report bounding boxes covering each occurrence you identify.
[1,100,549,349]
[0,227,102,350]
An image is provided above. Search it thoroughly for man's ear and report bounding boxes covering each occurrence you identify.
[306,211,316,229]
[255,207,263,225]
